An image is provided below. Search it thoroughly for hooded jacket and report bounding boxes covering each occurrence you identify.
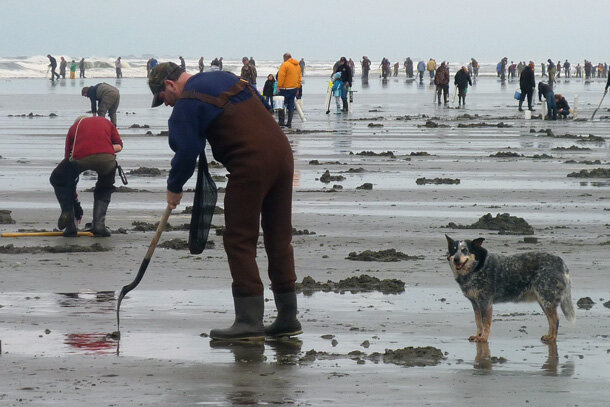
[454,69,472,89]
[278,58,302,89]
[434,65,449,85]
[520,65,535,89]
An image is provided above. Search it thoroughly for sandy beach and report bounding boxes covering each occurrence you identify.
[0,74,609,406]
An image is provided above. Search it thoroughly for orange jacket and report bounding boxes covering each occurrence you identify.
[278,58,302,89]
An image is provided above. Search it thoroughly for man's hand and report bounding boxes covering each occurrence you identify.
[167,190,183,210]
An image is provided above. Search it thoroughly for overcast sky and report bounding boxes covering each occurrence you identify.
[3,0,609,62]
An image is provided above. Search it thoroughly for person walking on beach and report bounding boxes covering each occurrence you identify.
[361,56,371,79]
[454,66,472,107]
[179,56,186,71]
[547,59,555,85]
[79,58,86,78]
[198,57,204,73]
[49,116,123,237]
[249,57,256,66]
[299,58,305,76]
[263,74,275,111]
[538,82,557,120]
[471,58,479,77]
[540,62,547,77]
[48,55,60,81]
[277,52,302,128]
[348,58,355,76]
[427,58,436,80]
[393,62,399,77]
[518,61,536,112]
[70,60,77,79]
[115,57,122,78]
[564,60,571,78]
[81,83,121,126]
[59,57,67,79]
[335,57,352,112]
[405,57,413,78]
[417,60,426,83]
[434,62,450,105]
[240,56,257,85]
[218,57,223,71]
[147,62,302,342]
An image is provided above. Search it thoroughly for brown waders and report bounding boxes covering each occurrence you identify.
[179,79,301,341]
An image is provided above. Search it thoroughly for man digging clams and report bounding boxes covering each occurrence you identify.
[50,116,123,237]
[149,62,302,342]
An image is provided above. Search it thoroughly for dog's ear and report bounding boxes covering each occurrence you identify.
[445,234,455,248]
[472,238,485,248]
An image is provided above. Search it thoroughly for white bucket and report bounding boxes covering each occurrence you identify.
[524,110,532,120]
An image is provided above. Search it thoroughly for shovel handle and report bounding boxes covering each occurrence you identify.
[145,205,172,260]
[116,205,172,331]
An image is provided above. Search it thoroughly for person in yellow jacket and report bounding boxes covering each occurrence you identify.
[277,52,302,128]
[427,58,437,79]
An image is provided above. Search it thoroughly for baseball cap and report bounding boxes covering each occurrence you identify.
[149,62,184,107]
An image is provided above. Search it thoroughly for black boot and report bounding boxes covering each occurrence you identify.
[278,109,285,127]
[264,291,302,338]
[59,207,78,237]
[286,110,293,128]
[518,100,524,112]
[210,296,265,342]
[91,199,111,237]
[342,99,349,112]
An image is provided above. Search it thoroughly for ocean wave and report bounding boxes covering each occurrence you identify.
[0,55,534,79]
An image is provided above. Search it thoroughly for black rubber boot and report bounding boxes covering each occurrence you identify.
[278,109,285,127]
[91,199,111,237]
[286,110,293,128]
[342,99,349,112]
[210,296,265,342]
[518,100,524,112]
[264,291,302,338]
[61,208,78,237]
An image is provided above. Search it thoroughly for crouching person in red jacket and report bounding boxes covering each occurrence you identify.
[50,116,123,237]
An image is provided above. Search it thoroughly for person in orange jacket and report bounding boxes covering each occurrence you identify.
[277,52,302,128]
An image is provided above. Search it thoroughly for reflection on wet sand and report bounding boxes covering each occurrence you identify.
[64,332,118,355]
[209,341,266,364]
[56,291,116,311]
[207,339,301,406]
[474,342,574,376]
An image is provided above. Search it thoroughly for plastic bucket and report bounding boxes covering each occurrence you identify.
[273,97,284,110]
[514,89,521,100]
[524,110,532,120]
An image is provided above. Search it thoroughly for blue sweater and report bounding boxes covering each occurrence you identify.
[166,71,255,193]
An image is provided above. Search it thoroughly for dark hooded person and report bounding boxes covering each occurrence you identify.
[519,61,536,112]
[454,66,472,107]
[148,62,302,342]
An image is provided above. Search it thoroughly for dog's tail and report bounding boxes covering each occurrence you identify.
[560,272,576,322]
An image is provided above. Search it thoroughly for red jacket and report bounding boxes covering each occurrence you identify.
[64,116,123,160]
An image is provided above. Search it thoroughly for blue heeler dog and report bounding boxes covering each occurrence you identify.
[446,235,575,343]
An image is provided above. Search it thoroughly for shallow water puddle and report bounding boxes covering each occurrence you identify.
[0,288,608,379]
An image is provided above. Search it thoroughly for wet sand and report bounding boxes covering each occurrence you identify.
[0,76,609,406]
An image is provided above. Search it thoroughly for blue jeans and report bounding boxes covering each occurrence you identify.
[279,88,297,112]
[340,84,349,103]
[544,92,557,118]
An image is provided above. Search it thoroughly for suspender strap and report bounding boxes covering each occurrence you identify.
[179,79,250,108]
